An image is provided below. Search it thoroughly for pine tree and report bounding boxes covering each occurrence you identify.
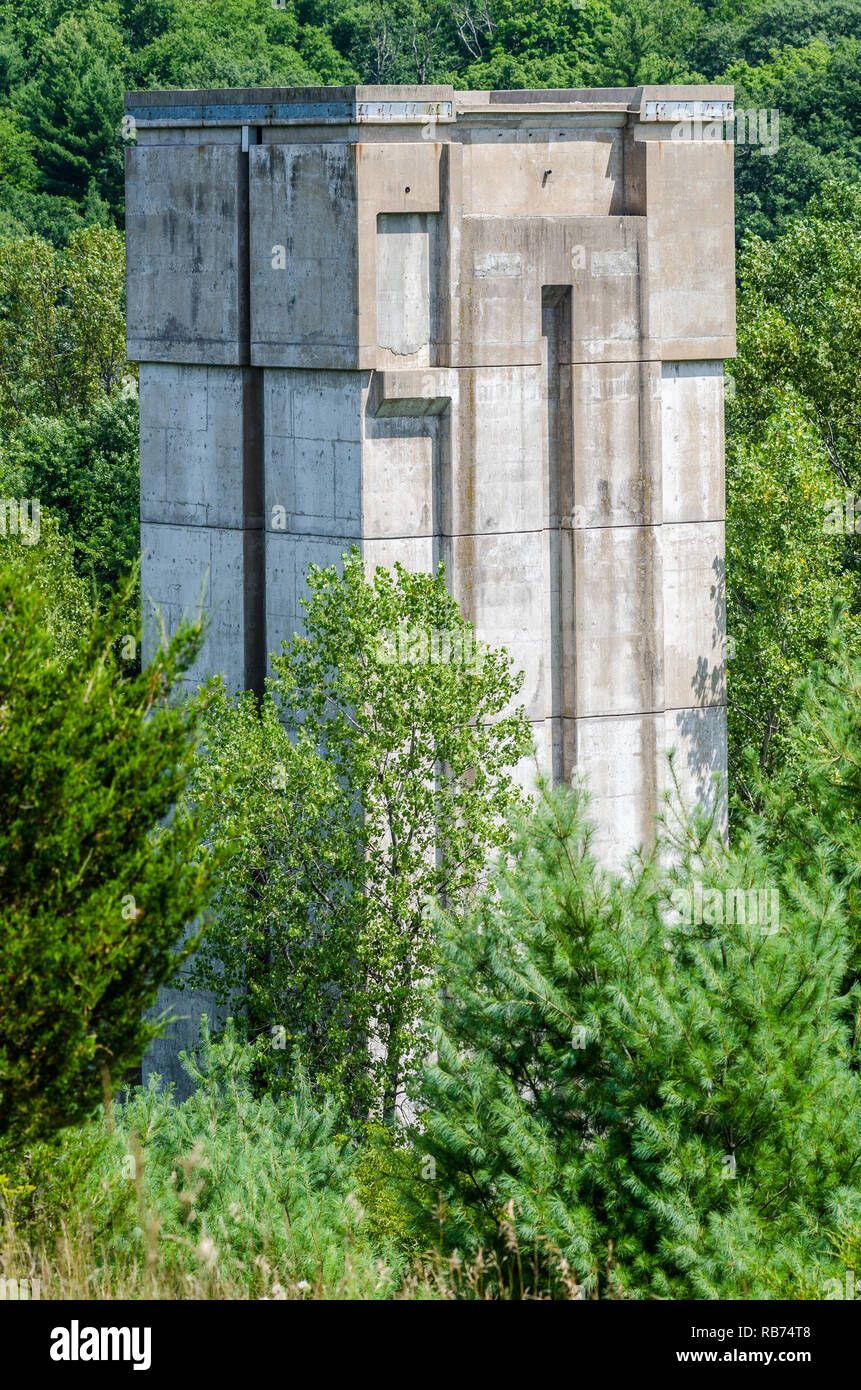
[755,608,861,984]
[0,541,212,1143]
[413,772,861,1298]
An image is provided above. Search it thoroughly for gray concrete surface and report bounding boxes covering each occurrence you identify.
[125,83,735,1090]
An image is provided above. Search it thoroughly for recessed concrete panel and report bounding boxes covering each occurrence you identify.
[573,526,664,718]
[376,213,433,364]
[460,131,623,217]
[571,361,662,527]
[363,420,435,539]
[264,369,363,538]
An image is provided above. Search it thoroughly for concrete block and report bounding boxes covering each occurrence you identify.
[448,367,545,535]
[363,536,436,574]
[662,521,725,710]
[127,79,734,915]
[140,522,249,693]
[126,144,246,363]
[643,137,736,358]
[448,530,550,719]
[573,526,664,718]
[460,130,624,218]
[128,81,735,1085]
[569,712,664,862]
[264,369,364,538]
[452,214,650,365]
[664,703,728,834]
[355,141,442,214]
[661,361,725,523]
[140,364,247,528]
[265,532,352,665]
[250,143,359,367]
[571,361,662,527]
[142,981,228,1102]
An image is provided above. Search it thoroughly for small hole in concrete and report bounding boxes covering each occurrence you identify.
[404,185,410,193]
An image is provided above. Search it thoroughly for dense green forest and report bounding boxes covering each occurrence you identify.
[2,0,861,245]
[2,0,861,1303]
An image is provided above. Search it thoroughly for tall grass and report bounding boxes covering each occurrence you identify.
[0,1022,584,1301]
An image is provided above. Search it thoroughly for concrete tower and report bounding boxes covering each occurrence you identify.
[124,84,734,1086]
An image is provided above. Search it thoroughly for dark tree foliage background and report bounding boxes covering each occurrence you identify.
[0,0,858,246]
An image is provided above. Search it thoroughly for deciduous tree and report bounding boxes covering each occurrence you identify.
[189,551,532,1120]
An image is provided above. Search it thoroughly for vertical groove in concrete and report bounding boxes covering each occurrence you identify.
[542,286,573,783]
[432,408,452,576]
[240,127,266,701]
[242,367,265,700]
[237,126,259,363]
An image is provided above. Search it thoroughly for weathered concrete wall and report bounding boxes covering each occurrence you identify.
[125,83,735,1089]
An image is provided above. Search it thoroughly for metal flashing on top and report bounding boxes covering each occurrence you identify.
[642,99,734,122]
[125,98,454,127]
